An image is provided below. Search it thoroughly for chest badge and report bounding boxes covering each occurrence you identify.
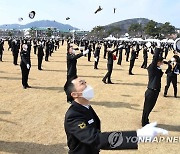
[78,122,86,129]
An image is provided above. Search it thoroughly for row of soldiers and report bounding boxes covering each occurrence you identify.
[72,39,174,75]
[0,37,64,89]
[2,38,62,70]
[66,38,179,97]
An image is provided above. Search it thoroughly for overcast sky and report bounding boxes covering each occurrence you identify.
[0,0,179,30]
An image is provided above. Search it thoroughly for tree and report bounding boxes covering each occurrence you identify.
[8,31,13,37]
[91,26,105,33]
[47,28,53,37]
[144,20,160,37]
[160,22,175,36]
[29,27,36,38]
[128,23,142,32]
[107,26,121,35]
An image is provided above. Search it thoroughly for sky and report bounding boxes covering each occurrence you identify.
[0,0,179,31]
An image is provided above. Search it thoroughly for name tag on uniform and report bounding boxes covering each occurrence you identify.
[88,119,94,124]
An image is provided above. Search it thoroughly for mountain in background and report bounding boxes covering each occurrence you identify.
[0,20,79,31]
[104,18,164,32]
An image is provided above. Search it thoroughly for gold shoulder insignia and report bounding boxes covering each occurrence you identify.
[78,122,86,129]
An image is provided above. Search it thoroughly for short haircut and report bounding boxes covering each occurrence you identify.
[64,75,78,102]
[157,57,164,62]
[173,55,179,62]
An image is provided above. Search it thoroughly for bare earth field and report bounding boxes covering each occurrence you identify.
[0,41,179,154]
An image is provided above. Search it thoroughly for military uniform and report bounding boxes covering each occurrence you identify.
[67,52,83,80]
[164,60,180,97]
[37,44,44,70]
[0,40,4,61]
[64,101,138,154]
[94,46,101,69]
[12,40,20,65]
[142,48,163,126]
[20,50,31,88]
[141,47,148,69]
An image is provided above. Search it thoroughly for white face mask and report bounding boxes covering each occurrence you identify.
[171,57,175,62]
[23,45,28,51]
[82,85,94,101]
[72,50,76,54]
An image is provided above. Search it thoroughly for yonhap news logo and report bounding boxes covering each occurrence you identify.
[108,132,123,148]
[108,132,180,147]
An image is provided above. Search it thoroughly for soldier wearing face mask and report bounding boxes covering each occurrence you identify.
[142,41,164,127]
[164,55,180,97]
[20,44,31,89]
[94,43,101,69]
[37,41,44,70]
[129,43,141,75]
[12,39,20,65]
[141,45,149,69]
[66,44,89,81]
[63,76,168,154]
[102,44,123,84]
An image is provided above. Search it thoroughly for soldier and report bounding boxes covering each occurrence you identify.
[125,42,131,62]
[142,41,164,127]
[12,39,20,65]
[8,38,12,51]
[129,44,141,75]
[103,41,108,59]
[141,45,148,69]
[0,39,4,61]
[87,43,93,62]
[64,76,168,154]
[164,55,180,97]
[102,44,123,84]
[37,41,44,70]
[45,40,51,61]
[66,44,89,81]
[94,43,101,69]
[117,44,123,65]
[20,44,31,89]
[33,39,37,54]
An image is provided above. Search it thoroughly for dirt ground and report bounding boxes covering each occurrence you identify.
[0,41,179,154]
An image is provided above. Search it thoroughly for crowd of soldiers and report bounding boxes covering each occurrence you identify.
[66,38,180,127]
[1,37,179,94]
[1,36,179,153]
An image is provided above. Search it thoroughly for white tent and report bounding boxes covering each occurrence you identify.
[104,36,118,41]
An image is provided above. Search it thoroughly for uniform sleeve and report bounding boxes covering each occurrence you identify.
[67,53,83,60]
[66,114,138,150]
[108,48,118,54]
[151,48,161,66]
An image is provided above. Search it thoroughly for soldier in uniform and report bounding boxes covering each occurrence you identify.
[164,55,180,97]
[102,44,123,84]
[87,43,93,62]
[141,41,164,127]
[33,39,37,54]
[125,42,131,62]
[37,41,44,70]
[20,44,31,89]
[94,43,101,69]
[66,44,89,81]
[45,40,51,61]
[64,76,168,154]
[141,45,148,69]
[0,39,4,61]
[129,44,141,75]
[117,43,124,66]
[12,39,20,65]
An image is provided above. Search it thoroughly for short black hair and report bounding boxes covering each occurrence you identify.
[64,76,78,102]
[157,57,164,62]
[173,55,179,61]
